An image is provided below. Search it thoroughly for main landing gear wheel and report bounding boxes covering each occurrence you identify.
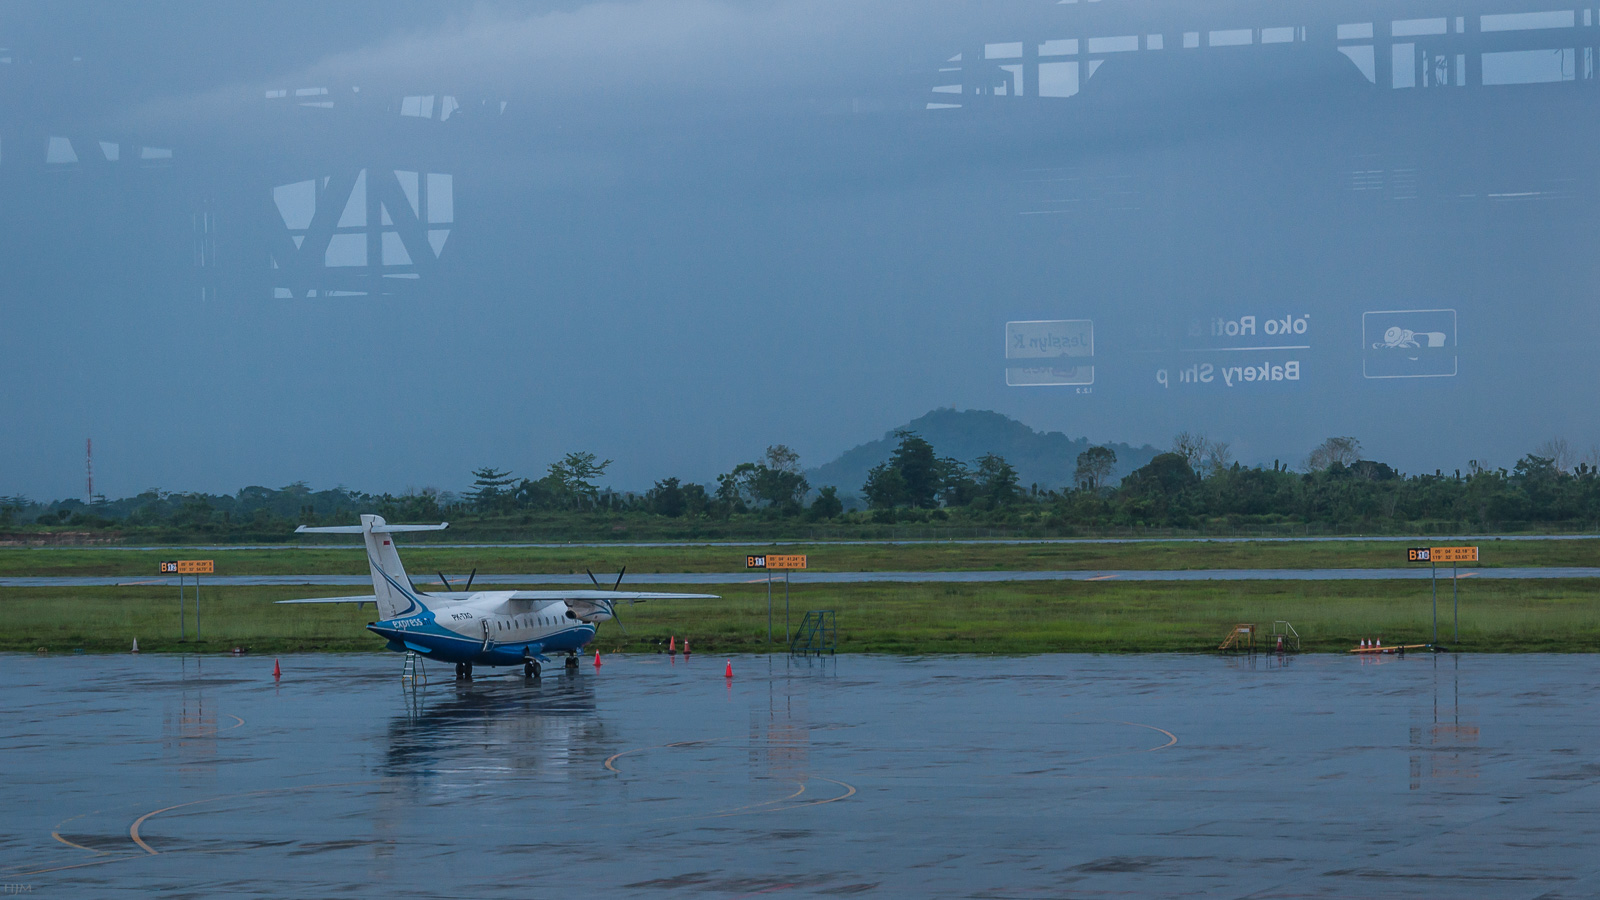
[524,660,540,678]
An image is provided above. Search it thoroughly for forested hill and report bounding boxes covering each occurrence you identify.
[806,409,1160,494]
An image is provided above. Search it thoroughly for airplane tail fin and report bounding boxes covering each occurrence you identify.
[296,515,448,620]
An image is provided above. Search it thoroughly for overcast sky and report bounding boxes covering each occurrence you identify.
[3,0,1597,501]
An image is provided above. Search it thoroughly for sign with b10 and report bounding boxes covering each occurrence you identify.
[1407,547,1431,562]
[161,560,214,574]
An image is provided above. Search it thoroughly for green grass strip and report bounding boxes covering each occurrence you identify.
[4,579,1597,655]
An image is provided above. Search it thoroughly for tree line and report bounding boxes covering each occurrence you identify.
[5,433,1600,538]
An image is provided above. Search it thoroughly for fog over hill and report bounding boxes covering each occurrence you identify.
[806,409,1160,497]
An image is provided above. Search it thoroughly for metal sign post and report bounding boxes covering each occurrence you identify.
[162,560,214,642]
[746,554,808,644]
[1431,557,1438,645]
[1407,546,1476,646]
[766,556,806,643]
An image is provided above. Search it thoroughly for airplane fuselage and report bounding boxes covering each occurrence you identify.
[367,591,597,666]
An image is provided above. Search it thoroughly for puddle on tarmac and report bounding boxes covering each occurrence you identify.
[2,652,1598,897]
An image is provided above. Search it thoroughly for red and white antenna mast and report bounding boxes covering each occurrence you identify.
[85,438,93,504]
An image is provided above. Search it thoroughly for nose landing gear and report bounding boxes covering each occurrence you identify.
[454,662,474,680]
[564,653,579,670]
[524,660,541,678]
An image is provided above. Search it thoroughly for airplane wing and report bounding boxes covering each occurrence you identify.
[295,523,448,534]
[506,590,720,601]
[274,590,719,605]
[504,589,719,622]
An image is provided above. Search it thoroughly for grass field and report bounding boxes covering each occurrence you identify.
[5,579,1598,656]
[2,538,1597,577]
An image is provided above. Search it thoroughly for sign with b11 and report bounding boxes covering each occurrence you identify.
[746,554,807,570]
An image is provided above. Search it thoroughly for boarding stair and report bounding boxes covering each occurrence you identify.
[789,610,837,657]
[401,650,427,684]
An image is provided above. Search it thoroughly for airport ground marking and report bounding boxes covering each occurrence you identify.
[128,780,385,855]
[641,776,855,824]
[773,776,856,810]
[1120,721,1179,751]
[1005,718,1181,771]
[603,739,856,822]
[49,811,105,854]
[179,713,247,741]
[632,781,811,825]
[604,737,734,772]
[701,782,808,817]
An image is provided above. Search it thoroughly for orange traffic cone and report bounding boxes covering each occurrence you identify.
[724,660,733,679]
[594,649,602,668]
[684,640,691,657]
[669,635,676,654]
[273,659,281,679]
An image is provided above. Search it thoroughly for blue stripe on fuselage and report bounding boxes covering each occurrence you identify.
[367,619,595,666]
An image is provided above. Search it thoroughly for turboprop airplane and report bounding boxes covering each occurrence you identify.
[278,514,717,679]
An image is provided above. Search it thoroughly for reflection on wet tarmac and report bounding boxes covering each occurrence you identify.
[384,673,603,784]
[2,652,1598,897]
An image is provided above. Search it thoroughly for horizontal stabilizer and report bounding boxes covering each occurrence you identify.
[295,522,448,534]
[276,595,380,604]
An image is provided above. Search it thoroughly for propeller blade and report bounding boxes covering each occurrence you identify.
[608,598,631,636]
[612,566,626,591]
[586,568,601,587]
[465,568,476,592]
[438,571,454,591]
